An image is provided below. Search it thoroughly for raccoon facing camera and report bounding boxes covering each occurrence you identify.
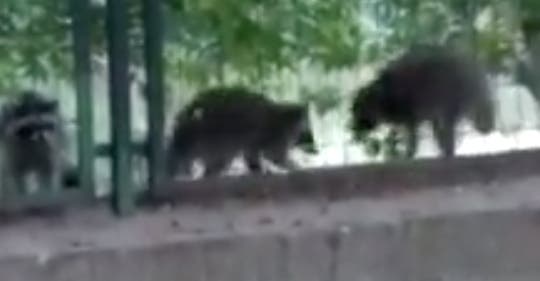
[351,44,495,159]
[165,86,313,179]
[0,90,67,196]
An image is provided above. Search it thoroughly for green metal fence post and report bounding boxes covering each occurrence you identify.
[106,0,134,215]
[142,0,165,196]
[70,0,95,196]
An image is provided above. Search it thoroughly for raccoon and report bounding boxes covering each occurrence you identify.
[166,86,312,178]
[351,45,495,158]
[0,90,67,195]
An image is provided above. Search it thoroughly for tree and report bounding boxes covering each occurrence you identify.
[0,1,72,91]
[0,0,362,89]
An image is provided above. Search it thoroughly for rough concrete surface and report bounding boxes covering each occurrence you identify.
[2,151,540,280]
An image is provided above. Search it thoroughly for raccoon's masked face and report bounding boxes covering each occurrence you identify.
[6,97,59,143]
[15,122,56,142]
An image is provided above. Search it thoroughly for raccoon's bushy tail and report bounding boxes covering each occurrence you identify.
[471,93,495,134]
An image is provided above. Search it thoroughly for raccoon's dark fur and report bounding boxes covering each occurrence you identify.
[0,90,67,195]
[351,45,495,158]
[166,86,312,178]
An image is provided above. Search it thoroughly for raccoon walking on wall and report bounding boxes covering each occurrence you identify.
[0,90,67,195]
[351,45,495,158]
[166,86,313,179]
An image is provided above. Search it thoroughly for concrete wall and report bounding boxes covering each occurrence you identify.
[2,150,540,281]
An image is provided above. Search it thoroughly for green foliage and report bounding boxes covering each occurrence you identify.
[0,0,531,91]
[164,0,362,86]
[0,0,72,92]
[299,84,342,115]
[0,0,364,93]
[519,0,540,20]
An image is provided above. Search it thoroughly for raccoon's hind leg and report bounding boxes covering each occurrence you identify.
[2,169,26,197]
[259,144,298,173]
[36,161,62,193]
[244,150,263,173]
[0,169,26,211]
[403,121,419,159]
[432,112,458,159]
[37,171,61,193]
[471,94,495,134]
[165,144,196,180]
[200,147,237,177]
